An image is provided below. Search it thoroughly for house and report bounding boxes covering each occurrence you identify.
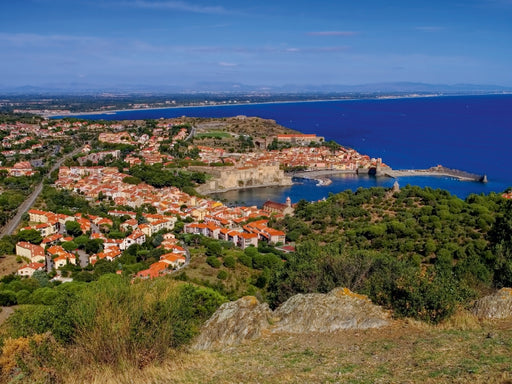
[136,261,168,279]
[244,219,286,245]
[262,228,286,244]
[108,210,137,219]
[17,262,45,277]
[41,233,63,247]
[10,161,34,176]
[160,253,186,269]
[120,218,138,232]
[28,209,49,223]
[237,232,259,249]
[46,245,68,258]
[16,241,45,263]
[138,223,153,237]
[89,246,121,265]
[54,253,77,269]
[120,230,146,250]
[34,222,58,237]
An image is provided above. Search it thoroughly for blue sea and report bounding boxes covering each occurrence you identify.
[76,94,512,206]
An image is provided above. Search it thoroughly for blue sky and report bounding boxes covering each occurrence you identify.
[1,0,511,89]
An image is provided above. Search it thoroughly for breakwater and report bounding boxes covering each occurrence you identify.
[384,166,487,183]
[291,169,356,187]
[291,165,487,185]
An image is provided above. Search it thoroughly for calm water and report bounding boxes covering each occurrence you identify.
[75,94,512,205]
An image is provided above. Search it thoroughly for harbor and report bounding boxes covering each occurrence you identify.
[291,165,487,186]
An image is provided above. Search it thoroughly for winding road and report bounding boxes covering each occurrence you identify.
[0,146,84,238]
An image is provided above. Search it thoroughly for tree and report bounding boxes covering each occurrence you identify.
[65,221,83,237]
[85,239,103,254]
[62,241,78,252]
[31,270,50,288]
[206,241,223,257]
[17,229,42,245]
[0,236,16,255]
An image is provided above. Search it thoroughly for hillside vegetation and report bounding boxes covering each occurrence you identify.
[270,186,508,323]
[2,185,512,383]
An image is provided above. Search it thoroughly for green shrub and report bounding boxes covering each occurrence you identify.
[223,255,236,268]
[0,290,17,306]
[217,270,228,280]
[238,254,253,268]
[206,256,221,268]
[15,289,31,304]
[252,253,281,269]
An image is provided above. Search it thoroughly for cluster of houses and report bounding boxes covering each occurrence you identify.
[14,189,293,279]
[7,119,330,281]
[184,219,285,249]
[15,208,180,279]
[0,120,67,161]
[0,161,36,177]
[196,139,385,171]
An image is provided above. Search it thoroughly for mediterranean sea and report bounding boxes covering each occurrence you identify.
[76,94,512,205]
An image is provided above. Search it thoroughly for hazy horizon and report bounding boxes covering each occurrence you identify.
[1,0,512,90]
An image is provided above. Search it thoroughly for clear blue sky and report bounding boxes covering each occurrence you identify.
[1,0,511,89]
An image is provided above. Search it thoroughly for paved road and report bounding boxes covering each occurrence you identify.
[0,146,84,238]
[185,126,196,141]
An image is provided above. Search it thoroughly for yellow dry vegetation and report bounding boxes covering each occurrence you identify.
[0,333,60,382]
[332,287,370,301]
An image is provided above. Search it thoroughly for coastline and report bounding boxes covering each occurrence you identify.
[201,165,487,198]
[48,92,501,119]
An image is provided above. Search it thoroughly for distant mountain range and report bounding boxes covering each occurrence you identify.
[1,82,511,95]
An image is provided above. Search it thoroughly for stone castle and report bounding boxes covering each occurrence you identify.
[192,163,293,194]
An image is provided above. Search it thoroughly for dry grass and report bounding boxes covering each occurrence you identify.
[57,318,512,384]
[438,308,482,331]
[0,254,20,278]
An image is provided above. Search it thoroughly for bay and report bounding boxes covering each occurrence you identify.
[76,94,512,204]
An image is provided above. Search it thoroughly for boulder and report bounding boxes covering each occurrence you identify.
[192,288,390,351]
[472,288,512,319]
[272,287,390,333]
[192,296,273,351]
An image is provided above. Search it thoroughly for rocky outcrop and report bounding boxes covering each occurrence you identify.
[193,288,390,351]
[192,296,273,351]
[272,287,389,333]
[472,288,512,319]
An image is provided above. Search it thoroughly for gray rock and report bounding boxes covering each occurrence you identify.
[272,287,389,333]
[192,288,390,351]
[472,288,512,319]
[192,296,273,350]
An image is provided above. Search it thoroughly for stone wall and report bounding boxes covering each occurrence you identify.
[192,164,293,194]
